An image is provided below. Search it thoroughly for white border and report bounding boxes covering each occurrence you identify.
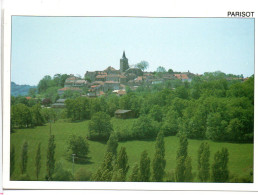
[2,1,258,191]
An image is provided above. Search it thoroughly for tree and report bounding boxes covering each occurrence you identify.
[162,109,179,136]
[135,61,149,71]
[152,131,166,181]
[149,105,163,122]
[175,136,193,182]
[106,133,118,156]
[212,147,229,182]
[53,162,73,181]
[198,142,210,182]
[139,150,151,182]
[67,135,89,163]
[115,147,129,181]
[31,104,45,126]
[92,152,114,181]
[206,112,228,141]
[88,112,113,141]
[21,141,28,174]
[46,135,56,181]
[129,163,140,182]
[11,103,32,128]
[10,145,15,177]
[74,168,92,181]
[35,143,41,180]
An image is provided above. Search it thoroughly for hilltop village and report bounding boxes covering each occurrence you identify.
[57,51,195,98]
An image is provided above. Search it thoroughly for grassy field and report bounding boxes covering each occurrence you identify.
[10,118,253,182]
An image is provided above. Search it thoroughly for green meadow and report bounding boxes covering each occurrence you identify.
[10,118,253,181]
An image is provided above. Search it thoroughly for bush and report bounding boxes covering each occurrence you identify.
[88,112,113,141]
[53,162,73,181]
[74,168,92,181]
[67,135,89,163]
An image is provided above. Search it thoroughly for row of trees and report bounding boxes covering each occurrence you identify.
[90,131,231,182]
[10,135,56,181]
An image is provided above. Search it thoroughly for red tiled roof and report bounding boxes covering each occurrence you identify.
[58,87,82,91]
[105,81,119,84]
[96,75,107,78]
[174,74,189,80]
[26,97,32,100]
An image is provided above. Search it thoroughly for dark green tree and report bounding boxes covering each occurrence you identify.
[152,131,166,181]
[88,112,113,141]
[139,150,151,182]
[115,147,129,181]
[10,145,15,177]
[175,136,193,182]
[106,133,118,156]
[129,163,140,182]
[67,135,89,163]
[135,61,149,71]
[53,162,73,181]
[92,152,113,181]
[21,141,28,174]
[212,147,229,182]
[198,142,210,182]
[46,135,56,181]
[35,143,41,180]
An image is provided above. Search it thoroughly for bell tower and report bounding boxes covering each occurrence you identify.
[120,51,129,72]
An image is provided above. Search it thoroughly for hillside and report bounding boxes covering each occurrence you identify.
[11,82,36,97]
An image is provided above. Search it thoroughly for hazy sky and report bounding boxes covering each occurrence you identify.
[11,16,254,85]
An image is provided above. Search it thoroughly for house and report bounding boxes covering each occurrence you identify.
[58,87,82,95]
[115,109,134,119]
[103,81,120,92]
[51,99,66,108]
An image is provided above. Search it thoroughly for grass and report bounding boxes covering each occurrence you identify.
[11,119,253,181]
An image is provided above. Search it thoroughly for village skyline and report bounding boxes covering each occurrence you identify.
[11,17,254,85]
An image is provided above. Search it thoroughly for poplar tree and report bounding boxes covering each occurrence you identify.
[10,145,15,177]
[115,147,129,181]
[21,141,28,174]
[175,136,193,182]
[35,143,41,180]
[106,133,118,157]
[46,135,56,181]
[139,150,151,182]
[212,147,229,182]
[92,152,113,181]
[198,142,210,182]
[152,131,166,181]
[129,163,140,182]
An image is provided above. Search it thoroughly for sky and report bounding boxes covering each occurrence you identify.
[11,16,254,85]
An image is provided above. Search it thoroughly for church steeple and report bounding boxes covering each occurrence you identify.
[122,51,126,58]
[120,51,129,72]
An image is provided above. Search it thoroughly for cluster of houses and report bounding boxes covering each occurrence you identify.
[56,51,194,98]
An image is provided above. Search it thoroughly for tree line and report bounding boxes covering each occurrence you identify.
[12,130,250,182]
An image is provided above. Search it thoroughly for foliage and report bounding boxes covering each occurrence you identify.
[53,162,73,181]
[67,135,89,163]
[10,145,15,177]
[198,142,210,182]
[88,112,113,141]
[21,141,28,174]
[212,147,229,182]
[135,61,149,71]
[152,131,166,181]
[175,136,193,182]
[92,152,114,181]
[129,163,140,182]
[139,150,151,182]
[106,133,118,156]
[46,135,56,181]
[131,115,159,140]
[115,147,129,181]
[11,103,32,128]
[74,168,92,181]
[35,143,41,180]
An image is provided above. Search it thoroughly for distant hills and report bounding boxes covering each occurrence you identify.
[11,82,37,97]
